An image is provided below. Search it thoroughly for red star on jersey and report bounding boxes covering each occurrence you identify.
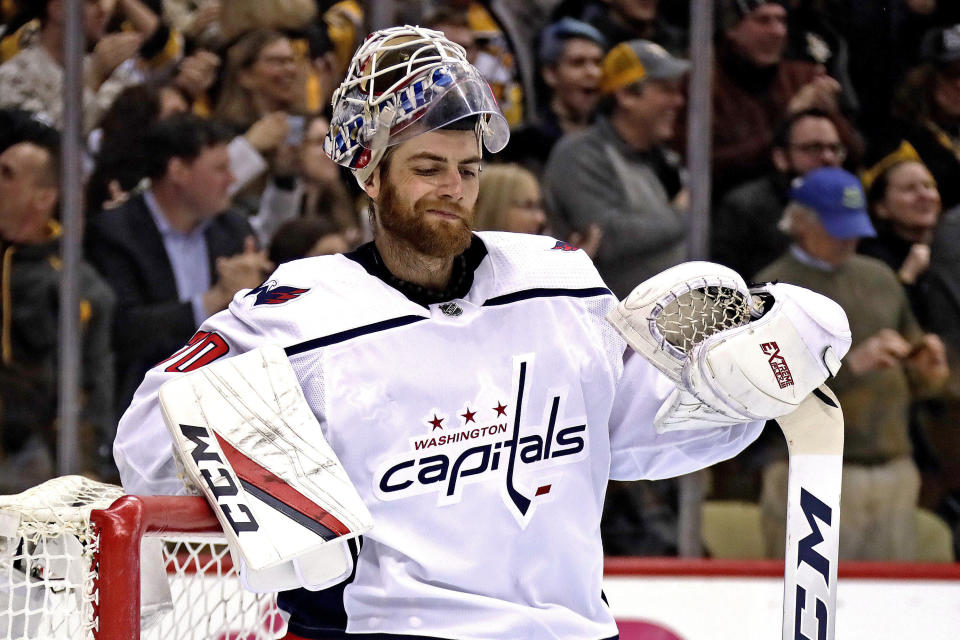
[461,408,477,424]
[493,402,508,417]
[429,415,444,431]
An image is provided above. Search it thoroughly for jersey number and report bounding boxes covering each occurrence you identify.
[162,331,230,373]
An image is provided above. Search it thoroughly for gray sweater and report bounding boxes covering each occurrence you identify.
[543,116,687,298]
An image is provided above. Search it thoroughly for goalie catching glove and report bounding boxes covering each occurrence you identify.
[607,262,851,432]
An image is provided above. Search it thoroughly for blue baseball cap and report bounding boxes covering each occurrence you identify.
[538,17,607,67]
[789,168,877,239]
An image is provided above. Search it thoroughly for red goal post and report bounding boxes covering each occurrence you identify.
[0,476,282,640]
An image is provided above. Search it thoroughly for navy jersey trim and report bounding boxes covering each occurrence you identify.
[483,286,613,307]
[285,315,427,357]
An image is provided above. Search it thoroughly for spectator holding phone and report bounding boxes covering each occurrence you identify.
[249,115,361,249]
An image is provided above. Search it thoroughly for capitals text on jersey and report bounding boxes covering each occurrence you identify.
[373,357,588,526]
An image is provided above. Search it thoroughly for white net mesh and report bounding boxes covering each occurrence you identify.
[0,477,280,640]
[0,476,122,640]
[654,285,752,355]
[144,539,282,640]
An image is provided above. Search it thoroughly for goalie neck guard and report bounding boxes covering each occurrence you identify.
[323,25,510,185]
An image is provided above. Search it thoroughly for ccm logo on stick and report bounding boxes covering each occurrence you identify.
[180,424,260,535]
[794,487,833,640]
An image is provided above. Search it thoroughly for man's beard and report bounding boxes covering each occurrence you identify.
[376,177,474,258]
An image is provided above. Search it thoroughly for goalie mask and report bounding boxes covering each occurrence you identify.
[323,25,510,186]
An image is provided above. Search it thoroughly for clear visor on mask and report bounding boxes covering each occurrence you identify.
[365,64,509,154]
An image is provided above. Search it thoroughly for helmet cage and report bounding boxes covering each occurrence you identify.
[324,26,509,183]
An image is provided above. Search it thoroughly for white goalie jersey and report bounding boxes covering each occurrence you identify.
[115,232,764,640]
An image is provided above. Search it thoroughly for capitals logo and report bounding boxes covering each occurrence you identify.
[551,241,579,252]
[245,281,310,306]
[373,356,589,527]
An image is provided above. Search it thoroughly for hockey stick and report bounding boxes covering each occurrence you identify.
[775,384,843,640]
[603,262,849,638]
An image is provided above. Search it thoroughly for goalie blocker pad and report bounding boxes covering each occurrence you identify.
[158,345,373,592]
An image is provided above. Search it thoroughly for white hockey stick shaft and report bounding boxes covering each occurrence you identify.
[775,384,844,640]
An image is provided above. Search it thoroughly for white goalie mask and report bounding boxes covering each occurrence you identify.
[323,25,510,185]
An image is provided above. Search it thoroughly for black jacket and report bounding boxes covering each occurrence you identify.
[85,193,254,417]
[0,222,115,480]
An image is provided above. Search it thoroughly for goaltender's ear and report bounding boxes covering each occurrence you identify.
[363,166,381,199]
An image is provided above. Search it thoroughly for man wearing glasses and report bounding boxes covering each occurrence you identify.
[701,0,862,198]
[712,108,847,279]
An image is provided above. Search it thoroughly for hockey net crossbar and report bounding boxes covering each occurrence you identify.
[0,476,281,640]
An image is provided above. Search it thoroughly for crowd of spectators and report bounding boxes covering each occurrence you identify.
[2,0,960,563]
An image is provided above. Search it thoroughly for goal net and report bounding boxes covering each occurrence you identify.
[0,476,283,640]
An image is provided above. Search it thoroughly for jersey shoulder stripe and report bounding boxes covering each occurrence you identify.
[483,286,612,307]
[285,315,427,356]
[473,232,610,302]
[228,254,426,348]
